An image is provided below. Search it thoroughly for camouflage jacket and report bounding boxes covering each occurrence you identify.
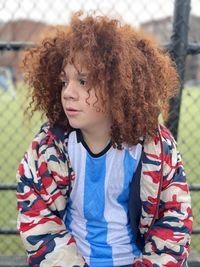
[16,123,193,267]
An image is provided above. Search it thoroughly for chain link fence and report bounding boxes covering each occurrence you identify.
[0,0,200,265]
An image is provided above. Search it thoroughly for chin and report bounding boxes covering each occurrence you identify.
[68,121,82,129]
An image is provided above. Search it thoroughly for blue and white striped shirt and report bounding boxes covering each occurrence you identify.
[65,130,142,267]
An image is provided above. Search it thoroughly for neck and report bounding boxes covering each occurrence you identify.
[81,125,111,155]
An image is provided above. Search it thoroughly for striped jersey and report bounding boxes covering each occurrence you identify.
[65,130,142,267]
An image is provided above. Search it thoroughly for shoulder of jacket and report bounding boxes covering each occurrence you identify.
[141,124,177,161]
[30,122,70,155]
[158,124,177,153]
[158,124,176,141]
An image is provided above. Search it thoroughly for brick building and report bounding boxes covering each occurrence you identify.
[0,20,49,80]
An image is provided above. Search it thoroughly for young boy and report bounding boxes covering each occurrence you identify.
[16,12,193,267]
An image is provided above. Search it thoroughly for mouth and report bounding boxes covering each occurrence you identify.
[65,108,80,116]
[66,108,78,111]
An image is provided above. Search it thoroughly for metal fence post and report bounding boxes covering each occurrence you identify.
[166,0,191,139]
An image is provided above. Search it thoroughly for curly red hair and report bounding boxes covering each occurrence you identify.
[22,12,179,148]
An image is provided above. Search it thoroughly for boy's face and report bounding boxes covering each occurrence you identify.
[61,55,111,135]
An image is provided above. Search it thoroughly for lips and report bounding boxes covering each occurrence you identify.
[65,107,80,116]
[66,108,78,111]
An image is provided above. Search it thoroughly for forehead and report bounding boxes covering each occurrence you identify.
[63,52,88,75]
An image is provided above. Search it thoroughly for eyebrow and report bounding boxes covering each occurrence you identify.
[59,72,88,79]
[77,71,88,77]
[59,72,67,79]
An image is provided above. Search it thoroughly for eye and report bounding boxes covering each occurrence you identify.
[79,79,86,86]
[60,80,68,88]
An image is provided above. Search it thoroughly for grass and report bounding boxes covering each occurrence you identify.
[0,84,200,256]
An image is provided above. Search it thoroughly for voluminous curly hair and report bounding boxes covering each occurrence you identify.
[23,11,179,149]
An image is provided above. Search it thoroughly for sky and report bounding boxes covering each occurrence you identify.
[1,0,200,26]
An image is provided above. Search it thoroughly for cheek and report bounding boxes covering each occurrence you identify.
[87,91,97,104]
[87,90,104,109]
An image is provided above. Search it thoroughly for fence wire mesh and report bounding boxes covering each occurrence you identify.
[0,0,200,261]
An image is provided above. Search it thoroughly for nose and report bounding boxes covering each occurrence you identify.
[62,81,78,100]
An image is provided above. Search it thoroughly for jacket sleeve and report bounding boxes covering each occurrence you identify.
[16,129,85,267]
[133,134,193,267]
